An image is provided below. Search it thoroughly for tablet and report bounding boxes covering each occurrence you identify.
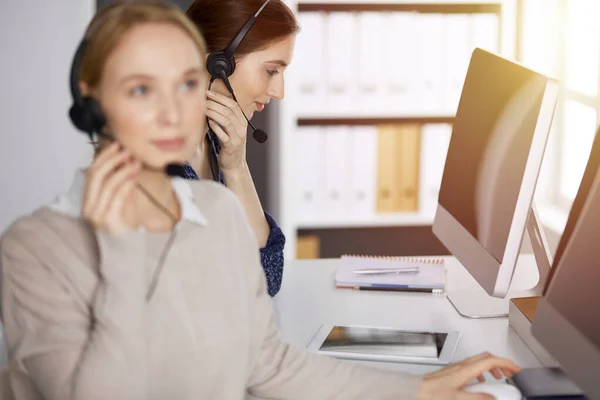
[307,324,460,365]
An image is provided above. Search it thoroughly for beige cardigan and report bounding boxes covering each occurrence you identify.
[0,173,423,399]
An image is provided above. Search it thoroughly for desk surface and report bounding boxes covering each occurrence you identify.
[271,254,543,376]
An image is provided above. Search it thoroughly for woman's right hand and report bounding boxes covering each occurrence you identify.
[417,352,522,399]
[83,142,141,233]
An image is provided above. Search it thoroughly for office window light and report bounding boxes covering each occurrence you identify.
[564,0,600,97]
[519,0,600,208]
[560,101,596,200]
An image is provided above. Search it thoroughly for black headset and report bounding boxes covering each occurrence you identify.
[68,38,106,140]
[205,0,270,143]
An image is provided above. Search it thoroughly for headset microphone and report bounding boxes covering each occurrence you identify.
[252,126,268,144]
[164,163,186,177]
[205,0,271,144]
[213,70,268,144]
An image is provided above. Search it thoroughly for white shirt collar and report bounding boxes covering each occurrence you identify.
[49,169,208,227]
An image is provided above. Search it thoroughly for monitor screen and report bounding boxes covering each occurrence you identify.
[544,126,600,294]
[438,49,550,263]
[542,129,600,351]
[532,127,600,398]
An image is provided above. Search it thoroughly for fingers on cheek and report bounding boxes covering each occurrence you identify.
[209,121,229,143]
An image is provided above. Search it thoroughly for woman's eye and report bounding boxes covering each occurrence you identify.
[130,85,149,96]
[181,79,199,91]
[266,70,279,77]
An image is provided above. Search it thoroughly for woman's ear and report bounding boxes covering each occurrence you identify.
[79,81,91,97]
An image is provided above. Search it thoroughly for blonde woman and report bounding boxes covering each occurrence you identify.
[0,2,519,399]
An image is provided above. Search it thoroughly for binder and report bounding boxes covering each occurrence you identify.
[326,12,357,114]
[336,254,446,293]
[357,11,386,114]
[416,13,444,112]
[397,124,421,212]
[376,124,402,213]
[441,14,470,114]
[386,12,418,114]
[295,11,327,115]
[376,124,421,213]
[324,126,352,219]
[349,125,378,217]
[419,123,452,214]
[296,235,321,259]
[295,126,326,221]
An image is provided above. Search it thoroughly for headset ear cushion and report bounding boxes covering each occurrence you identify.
[69,103,87,133]
[207,51,235,79]
[69,96,105,135]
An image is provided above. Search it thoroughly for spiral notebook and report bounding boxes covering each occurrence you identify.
[336,255,446,293]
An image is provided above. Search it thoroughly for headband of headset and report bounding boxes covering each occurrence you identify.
[223,0,271,59]
[206,0,271,80]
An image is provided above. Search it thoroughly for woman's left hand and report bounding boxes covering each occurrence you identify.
[205,90,248,172]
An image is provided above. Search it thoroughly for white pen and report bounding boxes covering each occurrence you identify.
[353,266,420,275]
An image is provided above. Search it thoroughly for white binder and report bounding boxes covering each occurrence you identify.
[350,125,378,217]
[295,126,326,222]
[295,12,327,115]
[326,12,357,115]
[419,123,452,214]
[324,126,352,219]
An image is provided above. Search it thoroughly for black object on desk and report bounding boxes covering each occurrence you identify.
[510,367,587,399]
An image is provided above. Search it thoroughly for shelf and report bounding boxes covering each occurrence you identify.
[296,211,436,229]
[297,2,502,14]
[297,115,455,126]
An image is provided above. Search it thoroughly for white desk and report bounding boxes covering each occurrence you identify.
[271,254,543,376]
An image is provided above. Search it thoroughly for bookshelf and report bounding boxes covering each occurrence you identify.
[269,0,518,259]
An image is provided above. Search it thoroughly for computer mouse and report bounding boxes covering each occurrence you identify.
[464,382,523,400]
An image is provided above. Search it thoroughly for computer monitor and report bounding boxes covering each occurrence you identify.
[432,48,559,318]
[531,126,600,400]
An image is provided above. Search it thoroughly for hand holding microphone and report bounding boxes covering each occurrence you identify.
[205,89,250,172]
[83,142,141,233]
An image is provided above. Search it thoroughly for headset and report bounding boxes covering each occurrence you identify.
[205,0,271,144]
[68,37,185,177]
[68,38,106,141]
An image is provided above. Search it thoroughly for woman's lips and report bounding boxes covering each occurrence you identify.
[151,137,186,151]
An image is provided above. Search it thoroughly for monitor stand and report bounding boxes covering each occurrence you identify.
[446,203,553,319]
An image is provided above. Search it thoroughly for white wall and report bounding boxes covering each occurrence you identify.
[0,1,95,235]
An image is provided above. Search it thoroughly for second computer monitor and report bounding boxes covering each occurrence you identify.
[531,126,600,400]
[433,48,558,302]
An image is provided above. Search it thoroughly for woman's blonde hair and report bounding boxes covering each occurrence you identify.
[80,0,208,89]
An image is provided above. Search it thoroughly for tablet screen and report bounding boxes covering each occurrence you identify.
[319,326,447,358]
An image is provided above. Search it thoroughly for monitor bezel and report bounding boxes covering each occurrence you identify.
[432,48,559,298]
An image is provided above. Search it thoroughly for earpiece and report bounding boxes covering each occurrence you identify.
[206,52,236,80]
[68,39,106,138]
[205,0,271,143]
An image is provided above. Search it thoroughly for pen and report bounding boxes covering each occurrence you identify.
[353,267,420,275]
[337,285,444,294]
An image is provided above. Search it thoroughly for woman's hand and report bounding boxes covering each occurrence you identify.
[205,89,248,172]
[418,352,522,399]
[83,142,141,233]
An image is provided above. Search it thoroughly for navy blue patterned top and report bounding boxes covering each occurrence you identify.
[181,130,285,297]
